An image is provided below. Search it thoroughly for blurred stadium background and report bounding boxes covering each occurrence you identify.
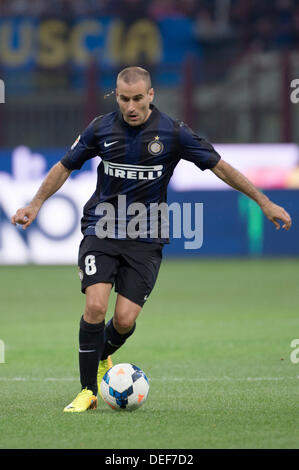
[0,0,298,262]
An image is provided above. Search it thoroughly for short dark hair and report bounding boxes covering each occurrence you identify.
[117,66,152,91]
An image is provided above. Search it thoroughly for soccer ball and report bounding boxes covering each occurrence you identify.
[100,363,149,411]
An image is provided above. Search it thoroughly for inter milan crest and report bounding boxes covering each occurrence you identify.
[148,136,164,156]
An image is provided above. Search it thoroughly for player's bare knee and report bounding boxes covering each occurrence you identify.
[84,299,107,323]
[113,313,136,332]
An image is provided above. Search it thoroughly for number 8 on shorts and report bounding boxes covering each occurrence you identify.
[85,255,97,275]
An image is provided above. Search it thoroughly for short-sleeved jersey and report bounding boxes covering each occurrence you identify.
[60,104,221,243]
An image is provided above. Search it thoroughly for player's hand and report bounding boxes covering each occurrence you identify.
[11,205,39,230]
[260,200,292,231]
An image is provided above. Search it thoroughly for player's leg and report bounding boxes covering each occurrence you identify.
[64,236,118,412]
[97,294,141,393]
[100,240,163,362]
[79,283,112,394]
[64,282,112,412]
[101,294,142,360]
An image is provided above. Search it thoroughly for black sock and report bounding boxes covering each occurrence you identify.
[101,319,136,360]
[79,316,105,396]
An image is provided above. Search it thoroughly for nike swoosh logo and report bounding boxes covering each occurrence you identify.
[104,140,118,148]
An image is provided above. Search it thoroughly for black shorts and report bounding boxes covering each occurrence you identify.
[78,236,163,307]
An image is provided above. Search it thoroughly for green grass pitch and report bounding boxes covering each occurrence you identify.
[0,259,298,449]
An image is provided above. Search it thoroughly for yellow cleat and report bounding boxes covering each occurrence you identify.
[63,388,98,413]
[97,355,113,398]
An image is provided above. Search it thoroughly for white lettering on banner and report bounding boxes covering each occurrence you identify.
[171,143,298,191]
[0,145,99,264]
[0,176,84,264]
[35,195,78,240]
[11,146,46,180]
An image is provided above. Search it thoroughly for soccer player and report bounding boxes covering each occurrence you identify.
[11,66,292,412]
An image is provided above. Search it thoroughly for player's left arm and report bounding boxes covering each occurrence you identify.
[211,159,292,231]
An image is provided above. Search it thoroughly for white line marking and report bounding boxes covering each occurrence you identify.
[0,376,298,383]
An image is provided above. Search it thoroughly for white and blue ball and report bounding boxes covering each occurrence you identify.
[100,363,149,411]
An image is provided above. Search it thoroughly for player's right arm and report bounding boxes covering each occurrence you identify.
[11,162,72,230]
[11,116,101,230]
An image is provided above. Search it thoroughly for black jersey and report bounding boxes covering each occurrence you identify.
[60,105,221,243]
